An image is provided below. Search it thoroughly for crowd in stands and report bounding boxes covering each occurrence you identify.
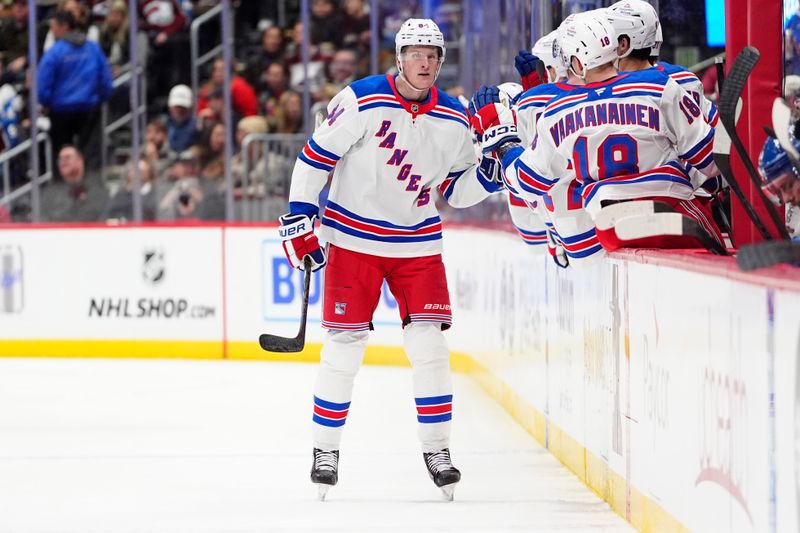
[0,0,434,223]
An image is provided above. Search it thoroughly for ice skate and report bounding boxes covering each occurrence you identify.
[423,448,461,501]
[311,448,339,501]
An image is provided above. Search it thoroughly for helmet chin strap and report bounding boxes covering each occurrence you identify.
[569,60,587,81]
[397,70,429,93]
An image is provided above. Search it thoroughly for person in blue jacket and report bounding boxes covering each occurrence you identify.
[37,10,113,178]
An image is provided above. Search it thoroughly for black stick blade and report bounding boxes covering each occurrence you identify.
[259,333,305,353]
[737,241,800,271]
[258,257,313,354]
[718,46,759,130]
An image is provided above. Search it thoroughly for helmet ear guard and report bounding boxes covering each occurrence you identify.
[605,0,660,57]
[532,30,567,83]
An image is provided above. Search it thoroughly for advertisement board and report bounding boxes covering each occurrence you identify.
[1,224,799,532]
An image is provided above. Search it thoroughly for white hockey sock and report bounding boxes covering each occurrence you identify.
[312,329,368,450]
[403,322,453,453]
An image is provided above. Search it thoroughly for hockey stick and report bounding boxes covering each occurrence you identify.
[259,256,313,353]
[594,200,676,231]
[715,56,725,94]
[736,240,800,270]
[717,47,790,240]
[713,92,771,239]
[614,212,730,255]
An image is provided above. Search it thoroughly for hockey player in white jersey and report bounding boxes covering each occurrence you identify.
[607,0,718,125]
[504,28,603,266]
[605,0,727,233]
[471,12,722,251]
[279,18,502,501]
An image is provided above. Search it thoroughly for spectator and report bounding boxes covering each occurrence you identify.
[197,86,224,130]
[40,145,108,222]
[44,0,100,52]
[166,84,199,153]
[246,25,286,92]
[317,48,358,102]
[158,148,204,220]
[144,118,171,178]
[284,20,333,94]
[0,0,29,82]
[232,115,268,191]
[139,0,189,108]
[310,0,340,47]
[339,0,371,58]
[273,90,303,134]
[197,57,259,121]
[262,62,289,125]
[98,0,129,74]
[197,121,225,181]
[101,158,158,222]
[38,10,113,177]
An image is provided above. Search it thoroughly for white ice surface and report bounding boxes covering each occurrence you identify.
[0,358,633,533]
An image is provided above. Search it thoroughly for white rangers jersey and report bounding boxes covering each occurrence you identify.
[510,82,603,265]
[653,61,723,192]
[501,68,718,217]
[288,74,496,257]
[654,61,718,127]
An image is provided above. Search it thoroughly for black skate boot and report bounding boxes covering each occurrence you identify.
[423,448,461,501]
[311,448,339,501]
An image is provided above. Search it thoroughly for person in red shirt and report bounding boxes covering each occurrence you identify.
[197,57,259,121]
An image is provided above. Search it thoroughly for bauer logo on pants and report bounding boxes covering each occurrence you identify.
[0,245,23,314]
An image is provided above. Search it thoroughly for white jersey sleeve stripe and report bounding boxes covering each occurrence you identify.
[544,93,589,117]
[321,200,443,243]
[680,128,715,169]
[582,162,691,206]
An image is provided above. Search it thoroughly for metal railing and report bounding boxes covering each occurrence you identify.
[191,4,234,112]
[239,133,306,221]
[100,62,147,184]
[0,132,53,208]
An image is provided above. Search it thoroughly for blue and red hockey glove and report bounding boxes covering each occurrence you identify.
[514,50,543,91]
[279,213,326,271]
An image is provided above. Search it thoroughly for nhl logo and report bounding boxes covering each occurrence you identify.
[335,302,347,315]
[411,103,419,113]
[142,248,165,285]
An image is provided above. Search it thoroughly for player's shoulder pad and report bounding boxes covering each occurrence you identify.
[349,74,394,100]
[435,89,469,115]
[516,82,570,110]
[622,67,672,87]
[655,61,701,85]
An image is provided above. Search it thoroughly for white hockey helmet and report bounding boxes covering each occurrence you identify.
[558,12,618,78]
[606,0,659,57]
[497,82,523,108]
[395,18,446,62]
[650,22,662,59]
[532,30,567,83]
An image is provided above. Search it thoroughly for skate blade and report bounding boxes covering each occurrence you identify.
[439,484,456,501]
[316,484,330,502]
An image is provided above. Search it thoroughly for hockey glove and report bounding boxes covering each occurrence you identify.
[514,50,543,91]
[469,85,520,154]
[546,229,569,269]
[477,153,506,192]
[279,213,326,271]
